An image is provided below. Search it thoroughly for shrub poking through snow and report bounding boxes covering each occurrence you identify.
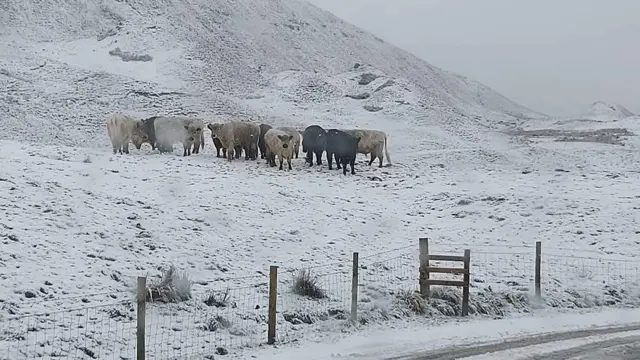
[145,265,192,303]
[200,315,232,332]
[203,288,231,308]
[291,269,326,299]
[395,290,426,314]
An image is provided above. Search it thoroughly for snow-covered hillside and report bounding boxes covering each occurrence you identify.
[0,0,544,147]
[1,0,639,358]
[573,101,636,122]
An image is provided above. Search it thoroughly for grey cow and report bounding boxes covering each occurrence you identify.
[154,116,205,156]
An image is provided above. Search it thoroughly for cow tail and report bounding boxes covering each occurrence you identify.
[384,135,392,165]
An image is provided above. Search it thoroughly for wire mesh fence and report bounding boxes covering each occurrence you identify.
[2,239,639,358]
[0,300,135,360]
[144,276,269,358]
[275,261,353,344]
[541,254,640,307]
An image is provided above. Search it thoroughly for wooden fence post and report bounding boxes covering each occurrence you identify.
[462,250,471,316]
[136,276,146,360]
[267,266,278,345]
[419,238,430,297]
[535,241,542,300]
[351,252,359,322]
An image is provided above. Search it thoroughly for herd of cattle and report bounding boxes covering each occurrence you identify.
[106,113,391,175]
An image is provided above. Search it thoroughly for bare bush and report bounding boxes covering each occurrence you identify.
[291,269,326,299]
[200,315,231,332]
[395,290,426,314]
[145,265,192,303]
[203,288,231,308]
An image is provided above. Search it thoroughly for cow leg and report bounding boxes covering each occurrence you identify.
[294,144,299,159]
[287,157,292,170]
[111,139,118,154]
[343,158,349,175]
[123,141,130,154]
[378,152,384,168]
[278,155,284,170]
[315,150,323,166]
[335,153,341,169]
[269,154,276,167]
[350,157,356,175]
[327,151,333,170]
[305,151,313,166]
[244,145,250,160]
[368,153,375,166]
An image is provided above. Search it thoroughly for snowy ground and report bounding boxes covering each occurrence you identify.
[1,0,640,358]
[249,308,640,360]
[1,111,639,358]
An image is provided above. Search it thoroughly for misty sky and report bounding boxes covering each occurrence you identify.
[306,0,639,117]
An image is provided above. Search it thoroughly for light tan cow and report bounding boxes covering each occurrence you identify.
[276,127,302,158]
[208,121,260,161]
[191,131,205,154]
[341,129,391,167]
[264,128,295,170]
[106,113,148,154]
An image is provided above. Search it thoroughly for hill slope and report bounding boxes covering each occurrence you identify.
[578,101,635,121]
[0,0,543,149]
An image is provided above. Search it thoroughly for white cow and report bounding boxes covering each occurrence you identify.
[106,113,148,154]
[276,127,302,159]
[264,129,295,170]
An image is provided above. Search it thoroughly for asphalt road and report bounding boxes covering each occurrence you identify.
[386,323,640,360]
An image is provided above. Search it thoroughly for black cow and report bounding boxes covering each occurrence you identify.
[302,125,327,166]
[325,129,361,175]
[140,116,159,150]
[258,124,272,159]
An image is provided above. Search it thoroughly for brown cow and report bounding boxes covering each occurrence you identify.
[340,129,391,167]
[208,121,260,161]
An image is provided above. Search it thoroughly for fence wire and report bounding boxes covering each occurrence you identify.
[145,280,268,359]
[0,300,135,360]
[541,255,640,307]
[3,240,639,358]
[275,260,352,344]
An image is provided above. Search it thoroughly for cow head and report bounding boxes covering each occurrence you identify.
[131,121,150,149]
[207,123,223,138]
[278,134,294,148]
